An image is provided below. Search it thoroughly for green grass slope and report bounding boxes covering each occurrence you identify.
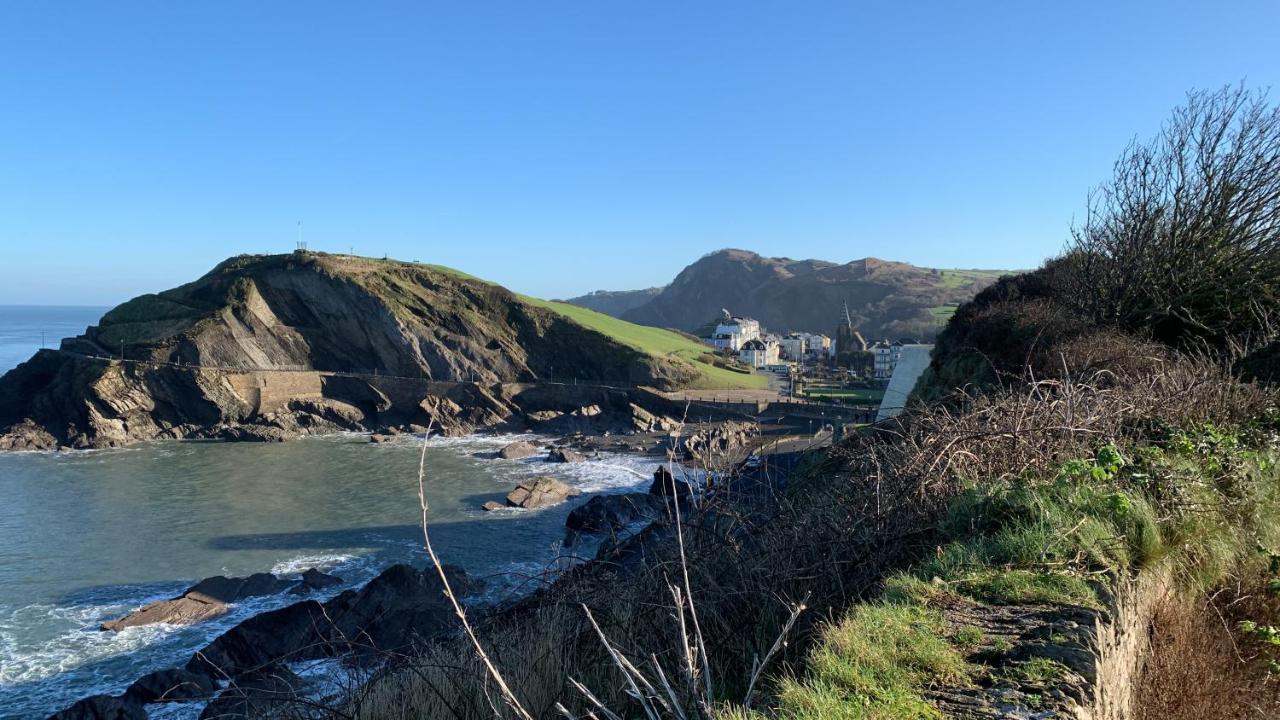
[522,297,768,390]
[426,257,766,390]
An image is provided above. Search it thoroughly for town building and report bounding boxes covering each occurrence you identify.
[779,333,808,361]
[707,315,761,352]
[873,340,906,379]
[738,338,780,368]
[805,334,832,359]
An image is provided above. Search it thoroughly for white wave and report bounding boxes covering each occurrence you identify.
[269,553,359,576]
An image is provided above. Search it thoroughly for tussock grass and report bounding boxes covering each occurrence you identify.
[759,603,969,720]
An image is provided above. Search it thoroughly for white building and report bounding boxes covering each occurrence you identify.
[779,333,807,361]
[707,317,761,352]
[738,338,780,368]
[805,333,833,359]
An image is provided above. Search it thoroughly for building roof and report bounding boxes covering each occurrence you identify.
[739,339,768,351]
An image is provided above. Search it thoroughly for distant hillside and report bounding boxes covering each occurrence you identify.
[564,287,664,317]
[617,249,1008,339]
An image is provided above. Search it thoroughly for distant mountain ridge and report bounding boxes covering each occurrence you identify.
[561,287,663,317]
[570,249,1009,340]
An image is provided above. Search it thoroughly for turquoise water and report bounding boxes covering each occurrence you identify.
[0,308,657,718]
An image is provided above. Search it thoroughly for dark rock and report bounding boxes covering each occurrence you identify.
[298,568,343,591]
[566,493,665,534]
[498,440,540,459]
[324,563,478,657]
[198,664,303,720]
[47,695,145,720]
[215,425,294,443]
[369,433,393,443]
[547,447,586,463]
[481,500,504,511]
[187,563,479,678]
[126,667,216,703]
[288,568,343,595]
[186,600,331,678]
[187,573,292,603]
[506,477,578,509]
[649,466,693,498]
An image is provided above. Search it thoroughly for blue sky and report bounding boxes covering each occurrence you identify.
[1,2,1278,306]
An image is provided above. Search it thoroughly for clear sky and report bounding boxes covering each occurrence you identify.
[1,1,1278,306]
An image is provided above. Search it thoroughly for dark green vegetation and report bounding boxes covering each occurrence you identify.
[578,249,1006,340]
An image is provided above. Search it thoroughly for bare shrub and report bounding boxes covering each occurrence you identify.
[1068,85,1280,350]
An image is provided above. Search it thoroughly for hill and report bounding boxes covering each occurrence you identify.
[610,249,1006,339]
[0,252,761,450]
[562,287,664,317]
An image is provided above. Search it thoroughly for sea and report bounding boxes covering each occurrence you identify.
[0,306,659,718]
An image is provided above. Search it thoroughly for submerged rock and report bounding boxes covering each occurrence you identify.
[506,477,578,509]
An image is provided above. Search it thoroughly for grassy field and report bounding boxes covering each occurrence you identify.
[522,297,768,390]
[928,303,960,323]
[935,268,1008,289]
[801,386,885,403]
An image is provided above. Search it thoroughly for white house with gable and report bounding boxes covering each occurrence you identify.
[708,316,761,351]
[738,338,780,368]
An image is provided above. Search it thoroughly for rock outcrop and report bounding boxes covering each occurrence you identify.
[679,421,758,463]
[198,664,303,720]
[498,440,540,459]
[649,466,694,498]
[101,570,340,631]
[566,493,666,534]
[47,694,145,720]
[547,447,586,464]
[126,668,216,703]
[186,563,476,679]
[0,252,702,450]
[506,477,578,509]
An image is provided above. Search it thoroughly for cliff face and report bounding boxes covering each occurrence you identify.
[0,253,697,450]
[619,249,1005,339]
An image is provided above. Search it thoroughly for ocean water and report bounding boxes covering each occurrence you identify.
[0,307,660,718]
[0,305,107,374]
